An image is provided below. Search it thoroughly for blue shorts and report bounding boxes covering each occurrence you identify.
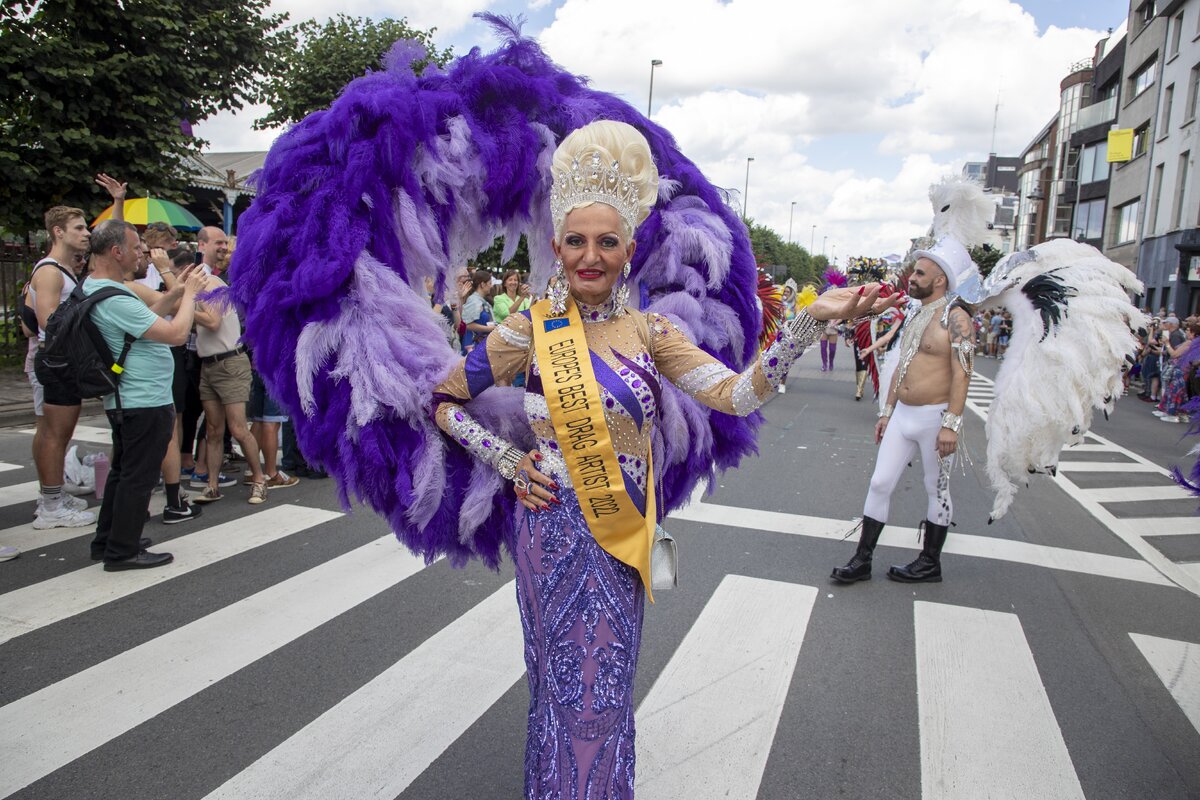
[248,371,288,423]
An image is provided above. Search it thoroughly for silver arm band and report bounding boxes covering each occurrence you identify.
[496,445,525,481]
[783,311,823,349]
[879,404,894,419]
[940,411,963,433]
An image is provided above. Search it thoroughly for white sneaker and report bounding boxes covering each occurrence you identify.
[1152,410,1166,417]
[33,502,97,530]
[33,494,88,518]
[0,545,19,562]
[1160,415,1181,423]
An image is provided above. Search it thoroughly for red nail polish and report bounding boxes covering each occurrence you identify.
[550,482,560,490]
[858,286,866,296]
[533,453,543,461]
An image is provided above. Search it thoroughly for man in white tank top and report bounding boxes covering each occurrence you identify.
[192,248,267,506]
[28,206,97,530]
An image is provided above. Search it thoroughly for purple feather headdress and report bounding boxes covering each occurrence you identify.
[823,268,848,290]
[228,16,763,567]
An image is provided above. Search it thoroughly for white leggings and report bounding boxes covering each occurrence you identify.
[864,401,953,526]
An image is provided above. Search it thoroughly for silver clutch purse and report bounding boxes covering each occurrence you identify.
[651,525,677,592]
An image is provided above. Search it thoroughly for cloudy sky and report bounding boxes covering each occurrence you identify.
[197,0,1129,261]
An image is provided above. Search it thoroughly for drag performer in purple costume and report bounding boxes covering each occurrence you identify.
[229,19,894,798]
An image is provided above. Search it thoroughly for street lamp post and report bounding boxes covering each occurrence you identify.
[743,157,754,221]
[810,224,816,254]
[788,201,796,243]
[822,235,827,256]
[647,59,662,116]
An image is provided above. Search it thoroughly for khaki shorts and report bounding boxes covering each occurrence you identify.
[200,352,252,404]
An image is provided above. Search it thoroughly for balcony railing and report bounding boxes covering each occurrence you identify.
[1076,96,1118,130]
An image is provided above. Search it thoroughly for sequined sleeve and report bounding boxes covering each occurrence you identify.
[648,312,805,417]
[432,312,532,467]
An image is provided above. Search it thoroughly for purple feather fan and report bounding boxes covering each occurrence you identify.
[228,16,764,568]
[822,268,848,290]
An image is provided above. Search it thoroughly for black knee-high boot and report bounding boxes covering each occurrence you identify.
[831,516,884,583]
[887,521,948,582]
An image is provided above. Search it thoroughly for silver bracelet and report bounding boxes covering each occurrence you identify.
[784,311,823,349]
[940,411,963,433]
[879,404,894,419]
[496,445,525,481]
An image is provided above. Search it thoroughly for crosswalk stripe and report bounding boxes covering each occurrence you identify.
[0,462,21,473]
[914,601,1085,800]
[671,500,1173,587]
[0,480,42,510]
[1064,444,1122,453]
[203,583,525,800]
[636,575,816,799]
[16,424,112,446]
[0,504,343,646]
[1135,517,1200,536]
[0,535,430,799]
[1056,461,1161,473]
[0,517,97,551]
[1129,633,1200,736]
[1081,485,1193,503]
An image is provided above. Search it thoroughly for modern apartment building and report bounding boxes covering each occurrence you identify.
[1137,0,1200,315]
[1105,0,1169,273]
[1068,27,1126,249]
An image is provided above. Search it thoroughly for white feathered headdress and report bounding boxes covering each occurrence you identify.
[929,176,996,247]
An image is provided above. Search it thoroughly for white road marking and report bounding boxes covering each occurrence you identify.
[1132,517,1200,536]
[0,536,431,799]
[0,504,342,645]
[670,500,1172,587]
[1079,485,1192,503]
[0,518,99,551]
[0,462,22,473]
[0,480,42,510]
[1056,461,1160,473]
[1129,633,1200,736]
[17,424,112,446]
[636,575,816,799]
[915,601,1085,800]
[203,583,525,800]
[1064,444,1123,453]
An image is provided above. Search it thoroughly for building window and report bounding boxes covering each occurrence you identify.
[1078,142,1109,184]
[1074,199,1105,240]
[1161,84,1175,133]
[1113,199,1141,245]
[1170,12,1184,58]
[1130,58,1157,98]
[1187,64,1200,122]
[1149,163,1165,235]
[1133,121,1152,157]
[1172,151,1190,230]
[1138,1,1157,26]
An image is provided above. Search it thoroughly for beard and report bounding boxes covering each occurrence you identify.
[908,281,932,300]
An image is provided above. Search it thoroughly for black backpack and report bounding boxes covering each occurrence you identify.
[41,282,136,407]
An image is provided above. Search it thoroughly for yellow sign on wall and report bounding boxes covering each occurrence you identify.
[1107,129,1133,162]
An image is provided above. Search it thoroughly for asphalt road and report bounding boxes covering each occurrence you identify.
[1,353,1198,800]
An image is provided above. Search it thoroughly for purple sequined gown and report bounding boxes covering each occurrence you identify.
[433,300,803,798]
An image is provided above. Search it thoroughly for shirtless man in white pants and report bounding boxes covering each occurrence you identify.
[831,238,976,584]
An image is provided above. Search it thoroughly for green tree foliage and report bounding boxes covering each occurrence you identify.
[254,14,453,130]
[470,235,531,276]
[746,220,818,287]
[970,244,1002,279]
[0,0,289,234]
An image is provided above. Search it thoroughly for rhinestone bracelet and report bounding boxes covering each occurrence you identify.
[784,311,823,349]
[496,445,525,481]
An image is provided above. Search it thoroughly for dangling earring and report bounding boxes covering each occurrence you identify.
[614,262,631,314]
[548,258,568,316]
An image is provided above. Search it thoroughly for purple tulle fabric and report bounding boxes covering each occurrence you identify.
[1169,338,1200,505]
[228,15,763,567]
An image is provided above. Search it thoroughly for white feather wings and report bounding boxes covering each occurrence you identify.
[981,239,1148,520]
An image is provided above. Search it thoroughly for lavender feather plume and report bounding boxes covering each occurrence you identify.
[230,18,762,565]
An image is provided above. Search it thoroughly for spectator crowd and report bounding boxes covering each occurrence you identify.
[1,175,324,567]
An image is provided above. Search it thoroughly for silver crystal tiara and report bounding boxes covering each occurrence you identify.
[549,151,640,233]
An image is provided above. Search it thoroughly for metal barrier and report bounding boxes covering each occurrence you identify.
[0,241,44,366]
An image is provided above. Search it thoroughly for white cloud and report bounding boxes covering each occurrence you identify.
[536,0,1105,258]
[268,0,484,36]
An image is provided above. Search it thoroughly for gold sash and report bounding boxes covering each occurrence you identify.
[530,297,658,601]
